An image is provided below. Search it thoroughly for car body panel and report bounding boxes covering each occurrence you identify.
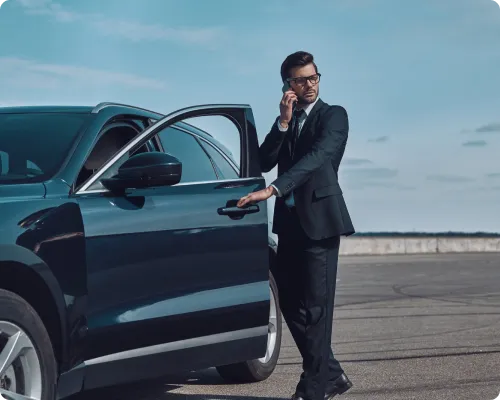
[70,104,269,388]
[74,177,269,390]
[0,103,271,398]
[78,177,269,353]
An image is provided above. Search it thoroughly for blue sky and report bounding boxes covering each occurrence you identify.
[1,0,499,232]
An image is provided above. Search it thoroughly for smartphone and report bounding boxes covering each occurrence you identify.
[282,81,290,93]
[282,81,297,110]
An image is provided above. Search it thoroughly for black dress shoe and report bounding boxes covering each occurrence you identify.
[324,373,353,399]
[292,393,313,400]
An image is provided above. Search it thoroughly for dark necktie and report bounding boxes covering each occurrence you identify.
[291,109,306,157]
[284,109,306,208]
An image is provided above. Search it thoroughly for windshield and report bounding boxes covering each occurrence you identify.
[0,112,89,184]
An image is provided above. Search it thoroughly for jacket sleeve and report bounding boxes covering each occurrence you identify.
[271,106,348,197]
[258,117,289,173]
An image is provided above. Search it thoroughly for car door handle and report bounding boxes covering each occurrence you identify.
[217,204,260,217]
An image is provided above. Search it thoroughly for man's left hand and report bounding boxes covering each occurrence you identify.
[237,186,276,208]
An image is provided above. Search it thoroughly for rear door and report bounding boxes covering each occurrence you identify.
[75,105,270,389]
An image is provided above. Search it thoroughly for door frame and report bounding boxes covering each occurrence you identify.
[63,104,270,389]
[75,104,261,195]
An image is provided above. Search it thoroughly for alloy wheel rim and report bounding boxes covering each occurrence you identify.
[258,286,278,364]
[0,321,42,400]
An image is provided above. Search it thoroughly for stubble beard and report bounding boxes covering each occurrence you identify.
[297,89,318,106]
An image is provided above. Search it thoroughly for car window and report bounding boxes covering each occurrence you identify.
[84,126,152,191]
[76,124,144,189]
[158,127,217,183]
[0,152,42,176]
[200,141,239,180]
[0,113,88,184]
[183,116,241,170]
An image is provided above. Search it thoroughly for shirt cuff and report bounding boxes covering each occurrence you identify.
[276,120,288,132]
[271,184,282,197]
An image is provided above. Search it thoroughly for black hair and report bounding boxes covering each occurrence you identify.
[280,51,318,82]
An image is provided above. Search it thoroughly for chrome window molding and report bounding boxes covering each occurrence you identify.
[74,177,262,196]
[76,104,250,194]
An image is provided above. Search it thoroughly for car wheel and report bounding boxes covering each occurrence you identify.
[0,289,57,400]
[216,271,282,382]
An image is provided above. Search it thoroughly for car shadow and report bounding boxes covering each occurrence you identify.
[71,368,288,400]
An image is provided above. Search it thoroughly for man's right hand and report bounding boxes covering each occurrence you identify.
[279,89,297,129]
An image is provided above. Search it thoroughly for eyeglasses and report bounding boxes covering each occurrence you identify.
[287,73,321,86]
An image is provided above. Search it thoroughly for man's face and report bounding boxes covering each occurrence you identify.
[288,63,320,106]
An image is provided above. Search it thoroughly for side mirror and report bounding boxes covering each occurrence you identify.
[101,151,182,192]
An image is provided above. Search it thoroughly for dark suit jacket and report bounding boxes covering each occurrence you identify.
[259,98,355,240]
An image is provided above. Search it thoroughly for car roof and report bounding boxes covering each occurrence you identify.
[0,105,94,114]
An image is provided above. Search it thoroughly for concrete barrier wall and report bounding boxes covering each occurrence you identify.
[339,237,500,255]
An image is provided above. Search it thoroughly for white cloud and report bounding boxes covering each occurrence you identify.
[476,123,500,133]
[0,56,166,90]
[343,158,373,166]
[426,174,475,183]
[92,19,224,45]
[17,0,51,7]
[15,0,224,45]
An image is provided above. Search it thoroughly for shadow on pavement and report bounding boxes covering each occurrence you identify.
[70,368,288,400]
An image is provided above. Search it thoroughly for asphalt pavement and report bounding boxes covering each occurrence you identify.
[80,253,500,400]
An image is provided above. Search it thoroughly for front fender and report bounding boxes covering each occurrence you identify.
[0,244,68,357]
[12,201,88,370]
[0,243,67,327]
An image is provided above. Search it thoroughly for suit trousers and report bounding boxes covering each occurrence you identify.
[271,207,343,400]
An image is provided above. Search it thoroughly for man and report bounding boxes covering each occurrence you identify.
[237,51,355,400]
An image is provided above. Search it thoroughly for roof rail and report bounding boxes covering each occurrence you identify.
[91,102,163,116]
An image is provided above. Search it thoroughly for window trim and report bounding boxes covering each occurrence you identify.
[74,104,251,195]
[76,177,260,195]
[74,125,243,196]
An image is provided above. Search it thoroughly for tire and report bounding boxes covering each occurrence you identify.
[0,289,57,400]
[216,271,282,383]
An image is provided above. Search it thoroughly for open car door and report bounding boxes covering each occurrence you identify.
[74,104,271,390]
